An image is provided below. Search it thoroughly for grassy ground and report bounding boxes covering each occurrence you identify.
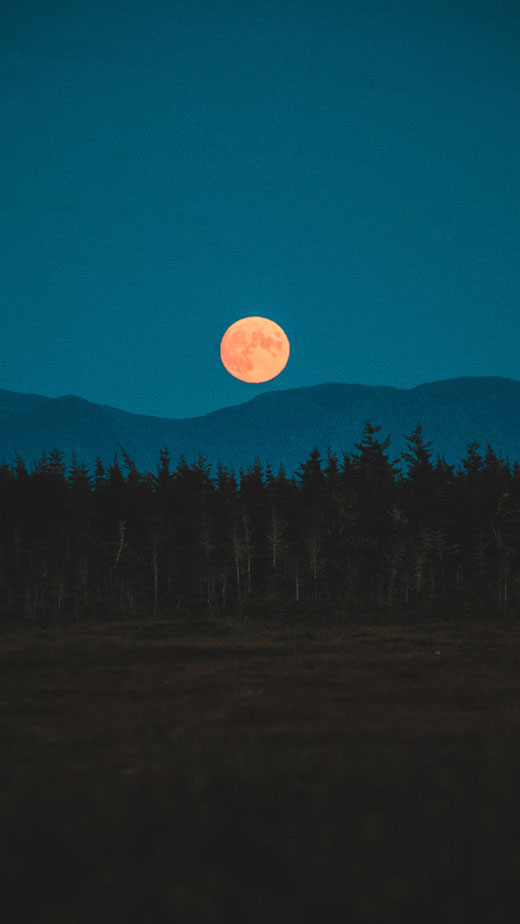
[1,616,519,923]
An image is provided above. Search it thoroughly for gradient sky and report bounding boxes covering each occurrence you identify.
[2,0,519,418]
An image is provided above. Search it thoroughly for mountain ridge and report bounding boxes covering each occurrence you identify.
[0,376,519,474]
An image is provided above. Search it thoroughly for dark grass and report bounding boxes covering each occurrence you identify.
[1,617,520,922]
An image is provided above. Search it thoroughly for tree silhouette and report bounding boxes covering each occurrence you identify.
[1,423,519,623]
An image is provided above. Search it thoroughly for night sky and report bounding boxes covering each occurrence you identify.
[2,0,519,419]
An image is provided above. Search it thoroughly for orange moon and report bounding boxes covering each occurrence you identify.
[220,316,290,383]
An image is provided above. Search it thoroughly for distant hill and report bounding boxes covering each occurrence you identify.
[1,377,520,474]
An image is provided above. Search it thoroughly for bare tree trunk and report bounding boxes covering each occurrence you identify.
[232,529,242,603]
[305,529,321,598]
[81,556,88,602]
[387,567,396,608]
[115,521,127,565]
[242,514,252,598]
[152,539,158,610]
[267,509,286,571]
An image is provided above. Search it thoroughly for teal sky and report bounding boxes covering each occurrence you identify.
[2,0,519,418]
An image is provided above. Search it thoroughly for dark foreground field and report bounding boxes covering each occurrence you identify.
[1,617,519,923]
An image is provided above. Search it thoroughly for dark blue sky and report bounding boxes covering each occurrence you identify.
[2,0,519,418]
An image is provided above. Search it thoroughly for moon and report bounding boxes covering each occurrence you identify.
[220,316,290,383]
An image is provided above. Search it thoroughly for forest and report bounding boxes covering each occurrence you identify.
[1,422,519,623]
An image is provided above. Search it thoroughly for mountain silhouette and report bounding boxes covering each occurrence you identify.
[1,376,519,474]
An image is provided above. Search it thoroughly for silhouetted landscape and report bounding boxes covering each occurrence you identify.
[4,0,519,915]
[2,418,520,921]
[0,419,519,622]
[2,375,520,474]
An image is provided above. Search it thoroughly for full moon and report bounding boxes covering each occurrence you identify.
[220,316,290,383]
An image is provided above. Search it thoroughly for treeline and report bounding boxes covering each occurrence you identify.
[1,423,519,622]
